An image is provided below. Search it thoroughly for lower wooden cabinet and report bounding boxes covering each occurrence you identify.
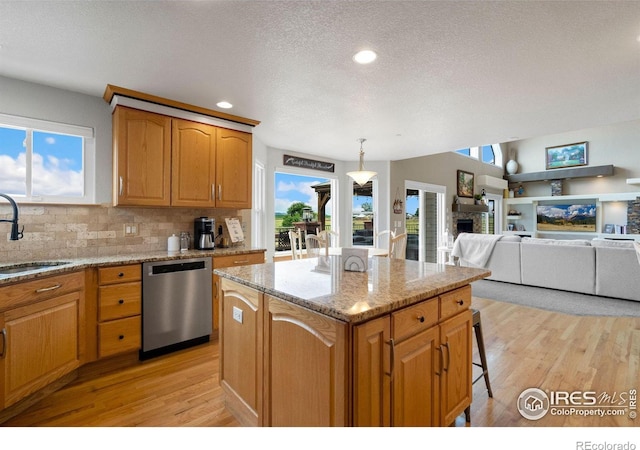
[219,278,472,427]
[213,251,265,333]
[96,264,141,359]
[0,271,84,409]
[353,286,472,427]
[263,296,348,427]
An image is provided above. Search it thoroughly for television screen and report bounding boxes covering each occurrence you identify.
[536,204,596,232]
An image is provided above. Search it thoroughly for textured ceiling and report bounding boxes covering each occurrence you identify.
[0,1,639,162]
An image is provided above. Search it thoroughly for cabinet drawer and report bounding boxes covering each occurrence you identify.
[0,270,84,311]
[440,285,471,320]
[214,252,265,268]
[392,297,438,342]
[98,282,141,321]
[98,316,141,358]
[98,264,141,285]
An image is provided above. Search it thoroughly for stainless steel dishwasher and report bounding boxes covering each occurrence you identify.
[140,257,212,360]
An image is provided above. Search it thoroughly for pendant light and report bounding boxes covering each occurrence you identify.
[347,138,377,186]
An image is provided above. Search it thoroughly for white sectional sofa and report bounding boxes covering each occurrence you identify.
[458,235,640,302]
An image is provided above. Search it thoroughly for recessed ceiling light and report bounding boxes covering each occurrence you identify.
[216,101,233,109]
[353,50,377,64]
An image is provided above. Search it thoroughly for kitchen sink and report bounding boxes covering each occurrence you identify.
[0,261,71,275]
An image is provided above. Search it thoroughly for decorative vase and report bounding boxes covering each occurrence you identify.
[506,159,518,175]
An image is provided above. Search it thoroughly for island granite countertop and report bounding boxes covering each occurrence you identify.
[0,246,266,286]
[214,256,490,324]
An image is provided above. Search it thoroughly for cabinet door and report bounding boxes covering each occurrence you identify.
[439,309,472,426]
[216,128,252,209]
[353,315,391,426]
[113,106,171,206]
[220,280,262,426]
[171,118,217,207]
[392,325,440,426]
[0,292,80,409]
[264,296,347,426]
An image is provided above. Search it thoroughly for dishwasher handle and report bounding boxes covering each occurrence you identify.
[148,260,207,276]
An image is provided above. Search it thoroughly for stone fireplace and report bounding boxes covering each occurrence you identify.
[452,211,485,240]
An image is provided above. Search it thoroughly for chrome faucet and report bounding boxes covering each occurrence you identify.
[0,193,24,240]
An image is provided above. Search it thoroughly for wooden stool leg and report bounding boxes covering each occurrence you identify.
[464,405,470,423]
[474,317,493,398]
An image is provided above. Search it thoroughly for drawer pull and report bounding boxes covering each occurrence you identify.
[119,335,125,340]
[118,299,124,304]
[417,315,425,323]
[0,328,6,359]
[456,299,464,305]
[234,260,249,265]
[118,272,125,278]
[385,338,395,381]
[35,284,61,293]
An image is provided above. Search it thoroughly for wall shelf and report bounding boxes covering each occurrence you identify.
[505,164,614,184]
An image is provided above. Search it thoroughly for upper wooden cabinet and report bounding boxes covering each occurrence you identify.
[171,118,217,207]
[112,107,172,206]
[216,128,252,209]
[111,105,253,209]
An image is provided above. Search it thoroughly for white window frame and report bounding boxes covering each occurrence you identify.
[0,113,96,204]
[454,144,503,168]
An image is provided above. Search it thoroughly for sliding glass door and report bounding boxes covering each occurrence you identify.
[405,181,446,263]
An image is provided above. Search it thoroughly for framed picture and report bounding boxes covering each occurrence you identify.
[604,223,614,234]
[456,170,474,198]
[545,141,588,170]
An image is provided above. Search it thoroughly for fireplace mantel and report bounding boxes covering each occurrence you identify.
[452,203,489,213]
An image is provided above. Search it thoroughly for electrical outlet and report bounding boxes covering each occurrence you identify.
[232,306,243,324]
[124,223,138,236]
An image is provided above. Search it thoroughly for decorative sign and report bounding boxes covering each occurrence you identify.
[283,155,335,172]
[224,217,244,243]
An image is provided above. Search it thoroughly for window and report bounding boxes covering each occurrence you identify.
[352,180,375,247]
[0,113,95,204]
[453,144,502,167]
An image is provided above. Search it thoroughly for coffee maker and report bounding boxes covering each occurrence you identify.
[194,217,215,250]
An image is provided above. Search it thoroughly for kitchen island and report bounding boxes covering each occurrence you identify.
[214,255,490,427]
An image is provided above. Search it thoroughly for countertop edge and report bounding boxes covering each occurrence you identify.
[0,248,266,286]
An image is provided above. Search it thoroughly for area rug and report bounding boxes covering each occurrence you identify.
[471,279,640,317]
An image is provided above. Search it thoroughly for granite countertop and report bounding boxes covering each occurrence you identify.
[0,246,266,286]
[214,256,490,324]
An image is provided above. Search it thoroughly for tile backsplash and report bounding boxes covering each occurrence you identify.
[0,204,243,263]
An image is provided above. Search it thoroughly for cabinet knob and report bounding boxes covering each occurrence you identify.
[417,315,425,323]
[457,299,464,305]
[118,299,124,304]
[118,335,125,340]
[118,272,124,278]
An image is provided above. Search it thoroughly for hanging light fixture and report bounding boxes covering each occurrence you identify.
[347,138,377,186]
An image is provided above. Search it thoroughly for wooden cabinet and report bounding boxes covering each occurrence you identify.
[112,106,172,206]
[171,119,217,207]
[97,264,141,359]
[219,278,263,426]
[0,271,84,409]
[112,105,252,208]
[212,251,265,333]
[263,296,348,427]
[216,128,252,209]
[353,285,472,427]
[219,279,471,427]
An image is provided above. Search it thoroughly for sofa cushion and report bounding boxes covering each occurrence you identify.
[522,237,592,246]
[591,238,635,249]
[520,240,596,294]
[500,235,522,242]
[595,244,640,301]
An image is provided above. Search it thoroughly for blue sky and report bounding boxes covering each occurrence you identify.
[275,172,330,214]
[0,126,83,196]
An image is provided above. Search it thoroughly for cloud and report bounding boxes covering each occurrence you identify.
[0,153,82,196]
[45,137,56,145]
[276,179,317,208]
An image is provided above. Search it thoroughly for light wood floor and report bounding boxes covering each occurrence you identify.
[2,297,639,427]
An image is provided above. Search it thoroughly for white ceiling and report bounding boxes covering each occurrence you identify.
[0,1,639,162]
